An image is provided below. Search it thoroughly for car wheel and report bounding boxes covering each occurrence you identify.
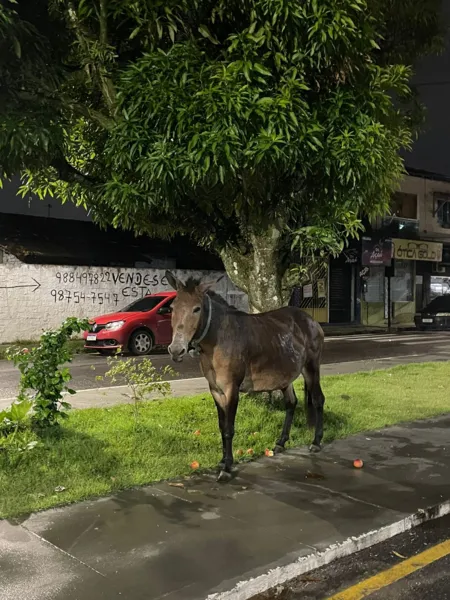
[129,329,154,356]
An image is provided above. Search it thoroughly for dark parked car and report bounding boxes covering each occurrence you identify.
[414,295,450,331]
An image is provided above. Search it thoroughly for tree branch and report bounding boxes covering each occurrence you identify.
[52,156,103,187]
[99,0,108,46]
[10,87,115,130]
[66,1,116,111]
[69,100,115,130]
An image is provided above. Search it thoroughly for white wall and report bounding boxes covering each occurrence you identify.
[0,260,248,343]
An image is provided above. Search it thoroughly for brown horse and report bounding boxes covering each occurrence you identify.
[165,272,325,481]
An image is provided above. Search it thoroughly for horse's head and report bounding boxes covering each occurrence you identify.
[165,271,223,362]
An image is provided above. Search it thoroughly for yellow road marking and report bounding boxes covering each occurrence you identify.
[326,538,450,600]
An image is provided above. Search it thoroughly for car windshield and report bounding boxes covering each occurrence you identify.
[122,296,165,312]
[426,296,450,312]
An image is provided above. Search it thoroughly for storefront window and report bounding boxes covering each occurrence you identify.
[364,266,384,302]
[391,260,414,302]
[430,276,450,300]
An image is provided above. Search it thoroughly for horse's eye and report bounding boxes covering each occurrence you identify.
[193,307,201,314]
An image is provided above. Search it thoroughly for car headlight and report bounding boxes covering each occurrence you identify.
[105,320,125,331]
[435,313,450,317]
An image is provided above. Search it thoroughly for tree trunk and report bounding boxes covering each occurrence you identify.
[220,224,291,405]
[220,224,289,313]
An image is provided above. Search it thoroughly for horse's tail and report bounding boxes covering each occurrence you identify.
[304,381,316,428]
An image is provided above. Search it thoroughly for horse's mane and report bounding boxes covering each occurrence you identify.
[207,290,238,311]
[183,277,201,292]
[183,277,238,311]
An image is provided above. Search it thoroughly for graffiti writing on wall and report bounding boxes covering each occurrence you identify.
[50,290,120,305]
[50,269,174,307]
[55,271,169,287]
[0,264,232,343]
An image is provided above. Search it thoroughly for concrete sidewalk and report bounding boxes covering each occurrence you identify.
[2,415,449,600]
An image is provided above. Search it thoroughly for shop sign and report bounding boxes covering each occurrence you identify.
[392,239,443,262]
[359,266,370,279]
[361,237,392,266]
[317,279,326,298]
[343,249,358,264]
[303,284,313,298]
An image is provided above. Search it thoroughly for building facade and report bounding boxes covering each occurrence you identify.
[0,214,247,343]
[324,169,450,327]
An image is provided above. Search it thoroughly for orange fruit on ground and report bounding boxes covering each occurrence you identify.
[236,449,244,456]
[353,459,364,469]
[190,461,200,469]
[193,430,201,436]
[246,448,254,455]
[265,449,274,457]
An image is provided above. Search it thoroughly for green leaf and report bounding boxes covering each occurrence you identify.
[289,111,299,126]
[10,400,32,422]
[129,27,141,40]
[12,37,21,59]
[253,63,271,77]
[198,25,219,45]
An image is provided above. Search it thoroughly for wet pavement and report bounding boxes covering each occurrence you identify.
[253,514,450,600]
[1,415,449,600]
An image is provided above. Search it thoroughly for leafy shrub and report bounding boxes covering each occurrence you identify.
[99,355,176,425]
[7,317,89,428]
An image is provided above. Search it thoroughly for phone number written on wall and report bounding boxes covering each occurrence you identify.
[50,270,170,306]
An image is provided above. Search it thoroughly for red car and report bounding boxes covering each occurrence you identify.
[84,292,176,355]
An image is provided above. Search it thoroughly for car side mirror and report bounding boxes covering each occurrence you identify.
[158,306,172,315]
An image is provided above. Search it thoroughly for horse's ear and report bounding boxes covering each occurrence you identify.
[165,271,182,291]
[198,274,224,293]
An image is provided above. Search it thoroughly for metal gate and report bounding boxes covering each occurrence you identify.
[289,262,329,323]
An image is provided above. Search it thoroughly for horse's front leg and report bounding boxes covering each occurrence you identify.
[210,384,239,482]
[211,388,226,469]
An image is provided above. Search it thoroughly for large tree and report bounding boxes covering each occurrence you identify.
[0,0,445,311]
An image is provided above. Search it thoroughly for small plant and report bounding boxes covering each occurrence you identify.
[0,432,39,460]
[99,355,176,425]
[0,398,39,464]
[7,317,89,428]
[0,398,33,436]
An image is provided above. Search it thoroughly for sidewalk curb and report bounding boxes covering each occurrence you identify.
[206,500,450,600]
[322,327,416,337]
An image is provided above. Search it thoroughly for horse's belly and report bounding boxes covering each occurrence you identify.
[240,345,304,393]
[240,369,300,393]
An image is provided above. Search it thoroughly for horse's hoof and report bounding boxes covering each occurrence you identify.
[273,444,285,455]
[217,461,226,470]
[217,470,233,483]
[309,443,321,453]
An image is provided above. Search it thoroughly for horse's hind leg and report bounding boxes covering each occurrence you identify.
[273,384,298,454]
[303,364,325,452]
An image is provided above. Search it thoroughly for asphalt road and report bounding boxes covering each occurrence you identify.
[1,331,450,399]
[252,514,450,600]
